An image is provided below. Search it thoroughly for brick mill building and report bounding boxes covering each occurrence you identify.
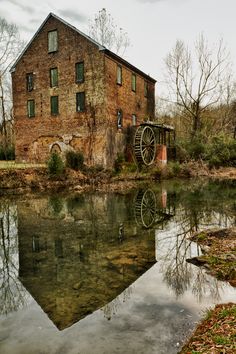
[11,13,156,167]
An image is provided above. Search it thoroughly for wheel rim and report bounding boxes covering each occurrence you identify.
[140,126,156,165]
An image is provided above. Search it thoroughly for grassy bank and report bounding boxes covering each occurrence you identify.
[0,160,235,195]
[180,303,236,354]
[187,228,236,287]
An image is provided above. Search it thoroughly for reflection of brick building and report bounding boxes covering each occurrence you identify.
[11,13,156,167]
[17,194,156,330]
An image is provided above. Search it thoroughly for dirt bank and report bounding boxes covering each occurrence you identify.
[0,164,235,195]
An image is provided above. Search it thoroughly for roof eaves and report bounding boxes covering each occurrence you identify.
[102,49,156,83]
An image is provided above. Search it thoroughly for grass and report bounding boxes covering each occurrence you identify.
[0,160,45,169]
[180,303,236,353]
[189,228,236,286]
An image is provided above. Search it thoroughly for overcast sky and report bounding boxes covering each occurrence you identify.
[1,0,236,94]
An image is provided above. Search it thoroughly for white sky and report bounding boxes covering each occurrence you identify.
[1,0,236,94]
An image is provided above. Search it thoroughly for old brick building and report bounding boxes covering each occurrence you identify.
[11,13,156,167]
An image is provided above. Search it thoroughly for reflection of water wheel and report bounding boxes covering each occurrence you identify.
[134,126,156,165]
[135,189,156,228]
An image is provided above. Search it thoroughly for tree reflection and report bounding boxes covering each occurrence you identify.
[102,286,133,320]
[0,201,27,315]
[156,181,236,300]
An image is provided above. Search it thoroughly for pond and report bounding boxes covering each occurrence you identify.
[0,179,235,354]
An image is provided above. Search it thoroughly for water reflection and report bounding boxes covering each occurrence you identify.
[0,180,235,334]
[134,189,175,228]
[0,202,27,315]
[17,194,157,330]
[156,180,236,300]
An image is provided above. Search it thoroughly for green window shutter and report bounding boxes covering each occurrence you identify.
[132,74,136,92]
[50,68,58,87]
[75,62,84,83]
[26,73,34,91]
[117,65,122,85]
[27,100,35,118]
[76,92,85,112]
[117,109,123,128]
[132,114,137,126]
[144,81,148,97]
[48,30,58,53]
[51,96,59,115]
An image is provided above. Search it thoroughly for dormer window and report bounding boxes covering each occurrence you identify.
[48,30,58,53]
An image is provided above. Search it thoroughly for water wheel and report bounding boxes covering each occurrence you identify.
[135,189,157,228]
[134,126,156,165]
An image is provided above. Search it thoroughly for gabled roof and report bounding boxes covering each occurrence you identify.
[10,12,105,72]
[10,13,156,83]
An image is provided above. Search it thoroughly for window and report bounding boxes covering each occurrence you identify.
[131,74,136,92]
[132,114,137,126]
[48,30,58,53]
[76,92,85,112]
[51,96,59,115]
[50,68,58,87]
[26,73,34,91]
[117,109,123,128]
[27,99,35,118]
[144,81,148,97]
[75,62,84,83]
[117,65,122,85]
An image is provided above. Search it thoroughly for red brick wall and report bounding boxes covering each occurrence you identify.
[104,55,155,128]
[12,16,106,164]
[12,15,156,167]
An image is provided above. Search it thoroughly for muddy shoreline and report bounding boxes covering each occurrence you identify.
[0,165,235,195]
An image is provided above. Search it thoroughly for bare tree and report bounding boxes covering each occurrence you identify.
[164,35,233,138]
[88,8,130,56]
[0,17,25,152]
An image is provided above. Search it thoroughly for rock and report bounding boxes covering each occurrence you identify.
[186,257,207,266]
[73,282,83,290]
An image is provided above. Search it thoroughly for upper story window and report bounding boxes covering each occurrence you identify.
[26,73,34,92]
[75,62,84,83]
[117,109,123,128]
[48,30,58,53]
[50,67,58,87]
[51,96,59,115]
[76,92,85,112]
[131,74,136,92]
[27,99,35,118]
[144,81,148,97]
[117,65,122,85]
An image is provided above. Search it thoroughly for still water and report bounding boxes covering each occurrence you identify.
[0,179,235,354]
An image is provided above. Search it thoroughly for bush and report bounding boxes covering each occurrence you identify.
[169,161,181,175]
[205,134,236,168]
[0,145,15,160]
[176,134,206,162]
[176,133,236,168]
[114,153,125,173]
[65,150,84,170]
[47,152,65,177]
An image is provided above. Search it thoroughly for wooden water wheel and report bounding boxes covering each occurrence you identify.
[134,126,156,165]
[135,189,157,228]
